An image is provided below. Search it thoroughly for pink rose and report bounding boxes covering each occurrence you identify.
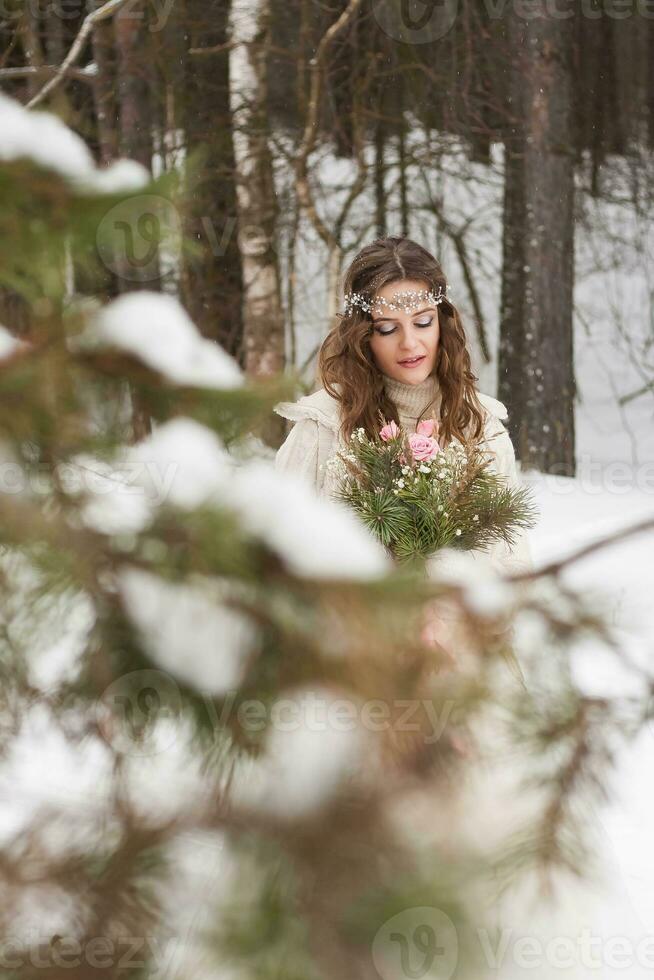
[408,432,440,462]
[380,420,400,442]
[416,418,438,438]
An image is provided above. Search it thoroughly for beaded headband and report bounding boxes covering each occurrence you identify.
[342,285,451,316]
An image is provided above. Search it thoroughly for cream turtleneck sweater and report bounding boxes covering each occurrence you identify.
[381,373,442,433]
[273,372,533,577]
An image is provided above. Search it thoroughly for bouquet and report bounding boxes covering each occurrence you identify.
[326,416,538,566]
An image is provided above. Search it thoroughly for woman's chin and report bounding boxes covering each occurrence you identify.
[394,363,433,383]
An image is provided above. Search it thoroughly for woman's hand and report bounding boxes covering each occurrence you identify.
[419,597,459,667]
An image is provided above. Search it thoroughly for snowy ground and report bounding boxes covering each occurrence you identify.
[506,289,654,975]
[506,467,653,978]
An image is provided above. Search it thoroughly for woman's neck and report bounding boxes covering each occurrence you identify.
[382,372,441,428]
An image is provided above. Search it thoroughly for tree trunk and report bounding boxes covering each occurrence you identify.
[114,2,157,440]
[179,0,244,362]
[374,115,387,240]
[499,3,576,477]
[114,3,151,169]
[397,79,409,238]
[88,0,119,166]
[229,0,285,444]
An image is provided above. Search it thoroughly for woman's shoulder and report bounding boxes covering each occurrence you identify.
[474,391,514,461]
[473,391,522,481]
[273,384,509,434]
[476,391,509,423]
[273,385,342,433]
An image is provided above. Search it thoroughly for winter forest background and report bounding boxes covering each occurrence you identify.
[1,1,654,978]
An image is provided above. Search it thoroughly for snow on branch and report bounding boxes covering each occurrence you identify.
[0,92,149,194]
[229,684,370,820]
[0,325,29,361]
[79,293,244,389]
[75,416,391,581]
[117,567,260,696]
[219,459,392,581]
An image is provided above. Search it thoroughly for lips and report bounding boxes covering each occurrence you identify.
[398,355,426,366]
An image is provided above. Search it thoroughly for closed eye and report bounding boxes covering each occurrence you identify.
[374,316,434,337]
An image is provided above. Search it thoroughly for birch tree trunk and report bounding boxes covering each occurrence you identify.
[228,0,285,389]
[498,2,576,477]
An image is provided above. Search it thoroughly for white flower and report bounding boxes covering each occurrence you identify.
[396,479,405,489]
[473,514,479,522]
[455,529,462,536]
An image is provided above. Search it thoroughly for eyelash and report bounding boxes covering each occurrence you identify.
[374,317,434,337]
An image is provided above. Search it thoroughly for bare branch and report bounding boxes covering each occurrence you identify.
[295,0,364,252]
[26,0,136,110]
[0,64,96,83]
[189,39,239,56]
[619,380,654,405]
[417,177,492,363]
[508,514,654,582]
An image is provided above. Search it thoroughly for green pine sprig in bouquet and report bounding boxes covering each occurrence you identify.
[326,415,538,566]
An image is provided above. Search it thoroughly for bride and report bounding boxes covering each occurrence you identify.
[274,234,533,686]
[273,235,532,580]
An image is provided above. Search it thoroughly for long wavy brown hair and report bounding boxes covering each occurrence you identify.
[319,236,485,446]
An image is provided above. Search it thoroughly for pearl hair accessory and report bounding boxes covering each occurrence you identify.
[342,285,451,315]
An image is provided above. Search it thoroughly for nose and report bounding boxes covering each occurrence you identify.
[397,324,421,352]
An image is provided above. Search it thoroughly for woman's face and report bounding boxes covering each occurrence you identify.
[367,278,440,384]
